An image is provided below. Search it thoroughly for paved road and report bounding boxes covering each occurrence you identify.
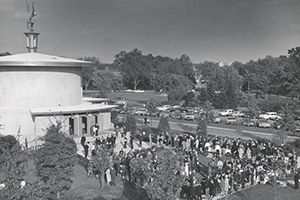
[119,116,298,142]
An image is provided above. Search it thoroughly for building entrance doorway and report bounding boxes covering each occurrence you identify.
[69,118,74,135]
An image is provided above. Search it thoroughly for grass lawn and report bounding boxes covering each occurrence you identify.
[64,157,149,200]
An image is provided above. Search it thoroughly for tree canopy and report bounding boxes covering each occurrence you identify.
[157,117,170,133]
[0,136,27,200]
[145,148,184,200]
[34,120,77,199]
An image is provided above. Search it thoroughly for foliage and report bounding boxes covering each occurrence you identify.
[182,91,198,107]
[256,98,287,113]
[272,130,287,146]
[92,70,123,97]
[287,47,300,99]
[124,114,137,134]
[196,118,207,137]
[144,148,184,200]
[276,104,297,134]
[199,65,243,109]
[0,135,18,156]
[111,110,118,125]
[0,137,28,200]
[78,57,103,90]
[34,120,78,199]
[114,49,151,90]
[157,117,170,133]
[129,156,150,186]
[145,99,159,114]
[91,146,111,188]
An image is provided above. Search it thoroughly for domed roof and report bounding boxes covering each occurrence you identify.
[0,52,93,67]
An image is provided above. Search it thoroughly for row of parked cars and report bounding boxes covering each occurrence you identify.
[213,109,300,131]
[115,105,204,121]
[114,106,300,131]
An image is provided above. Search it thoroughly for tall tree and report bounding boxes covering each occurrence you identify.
[91,146,111,188]
[145,148,184,200]
[287,47,300,99]
[92,70,123,97]
[34,120,77,199]
[78,57,103,90]
[206,66,243,109]
[157,117,170,133]
[196,118,207,138]
[125,114,137,135]
[0,136,28,200]
[114,49,151,90]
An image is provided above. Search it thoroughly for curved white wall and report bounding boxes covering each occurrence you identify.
[0,66,82,108]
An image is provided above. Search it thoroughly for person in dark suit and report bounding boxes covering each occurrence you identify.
[295,171,299,189]
[84,143,89,158]
[81,135,86,147]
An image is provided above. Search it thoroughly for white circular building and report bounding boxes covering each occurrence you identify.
[0,25,116,148]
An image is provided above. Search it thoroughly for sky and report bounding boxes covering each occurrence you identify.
[0,0,300,64]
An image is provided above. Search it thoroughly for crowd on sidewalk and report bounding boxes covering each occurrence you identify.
[79,125,300,200]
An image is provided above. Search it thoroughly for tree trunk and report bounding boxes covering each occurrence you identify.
[99,174,104,188]
[133,78,141,91]
[134,79,137,91]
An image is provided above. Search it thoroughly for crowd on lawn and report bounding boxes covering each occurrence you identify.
[80,126,300,200]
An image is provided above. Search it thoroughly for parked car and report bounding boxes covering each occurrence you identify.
[149,111,160,117]
[242,118,255,126]
[232,111,246,118]
[259,112,281,120]
[184,112,195,120]
[219,109,234,116]
[212,117,221,123]
[134,108,150,116]
[257,119,271,128]
[225,117,237,125]
[169,110,182,119]
[156,105,172,111]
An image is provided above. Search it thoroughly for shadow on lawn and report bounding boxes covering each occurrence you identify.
[117,180,149,200]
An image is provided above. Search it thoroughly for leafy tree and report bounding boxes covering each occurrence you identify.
[129,156,150,186]
[91,146,111,188]
[287,47,300,99]
[145,148,184,200]
[157,117,170,133]
[272,130,287,146]
[275,104,297,134]
[34,120,77,199]
[114,49,151,90]
[111,110,118,126]
[196,118,207,137]
[92,70,123,97]
[194,61,219,82]
[78,57,102,90]
[205,66,243,109]
[125,114,137,135]
[182,91,198,107]
[0,136,28,200]
[0,135,18,156]
[145,99,159,115]
[197,88,210,104]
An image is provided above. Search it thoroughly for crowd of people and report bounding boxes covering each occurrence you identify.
[81,125,300,200]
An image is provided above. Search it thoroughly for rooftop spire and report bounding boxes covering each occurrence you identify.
[24,1,39,53]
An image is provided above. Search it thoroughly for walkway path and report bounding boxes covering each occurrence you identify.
[73,129,151,158]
